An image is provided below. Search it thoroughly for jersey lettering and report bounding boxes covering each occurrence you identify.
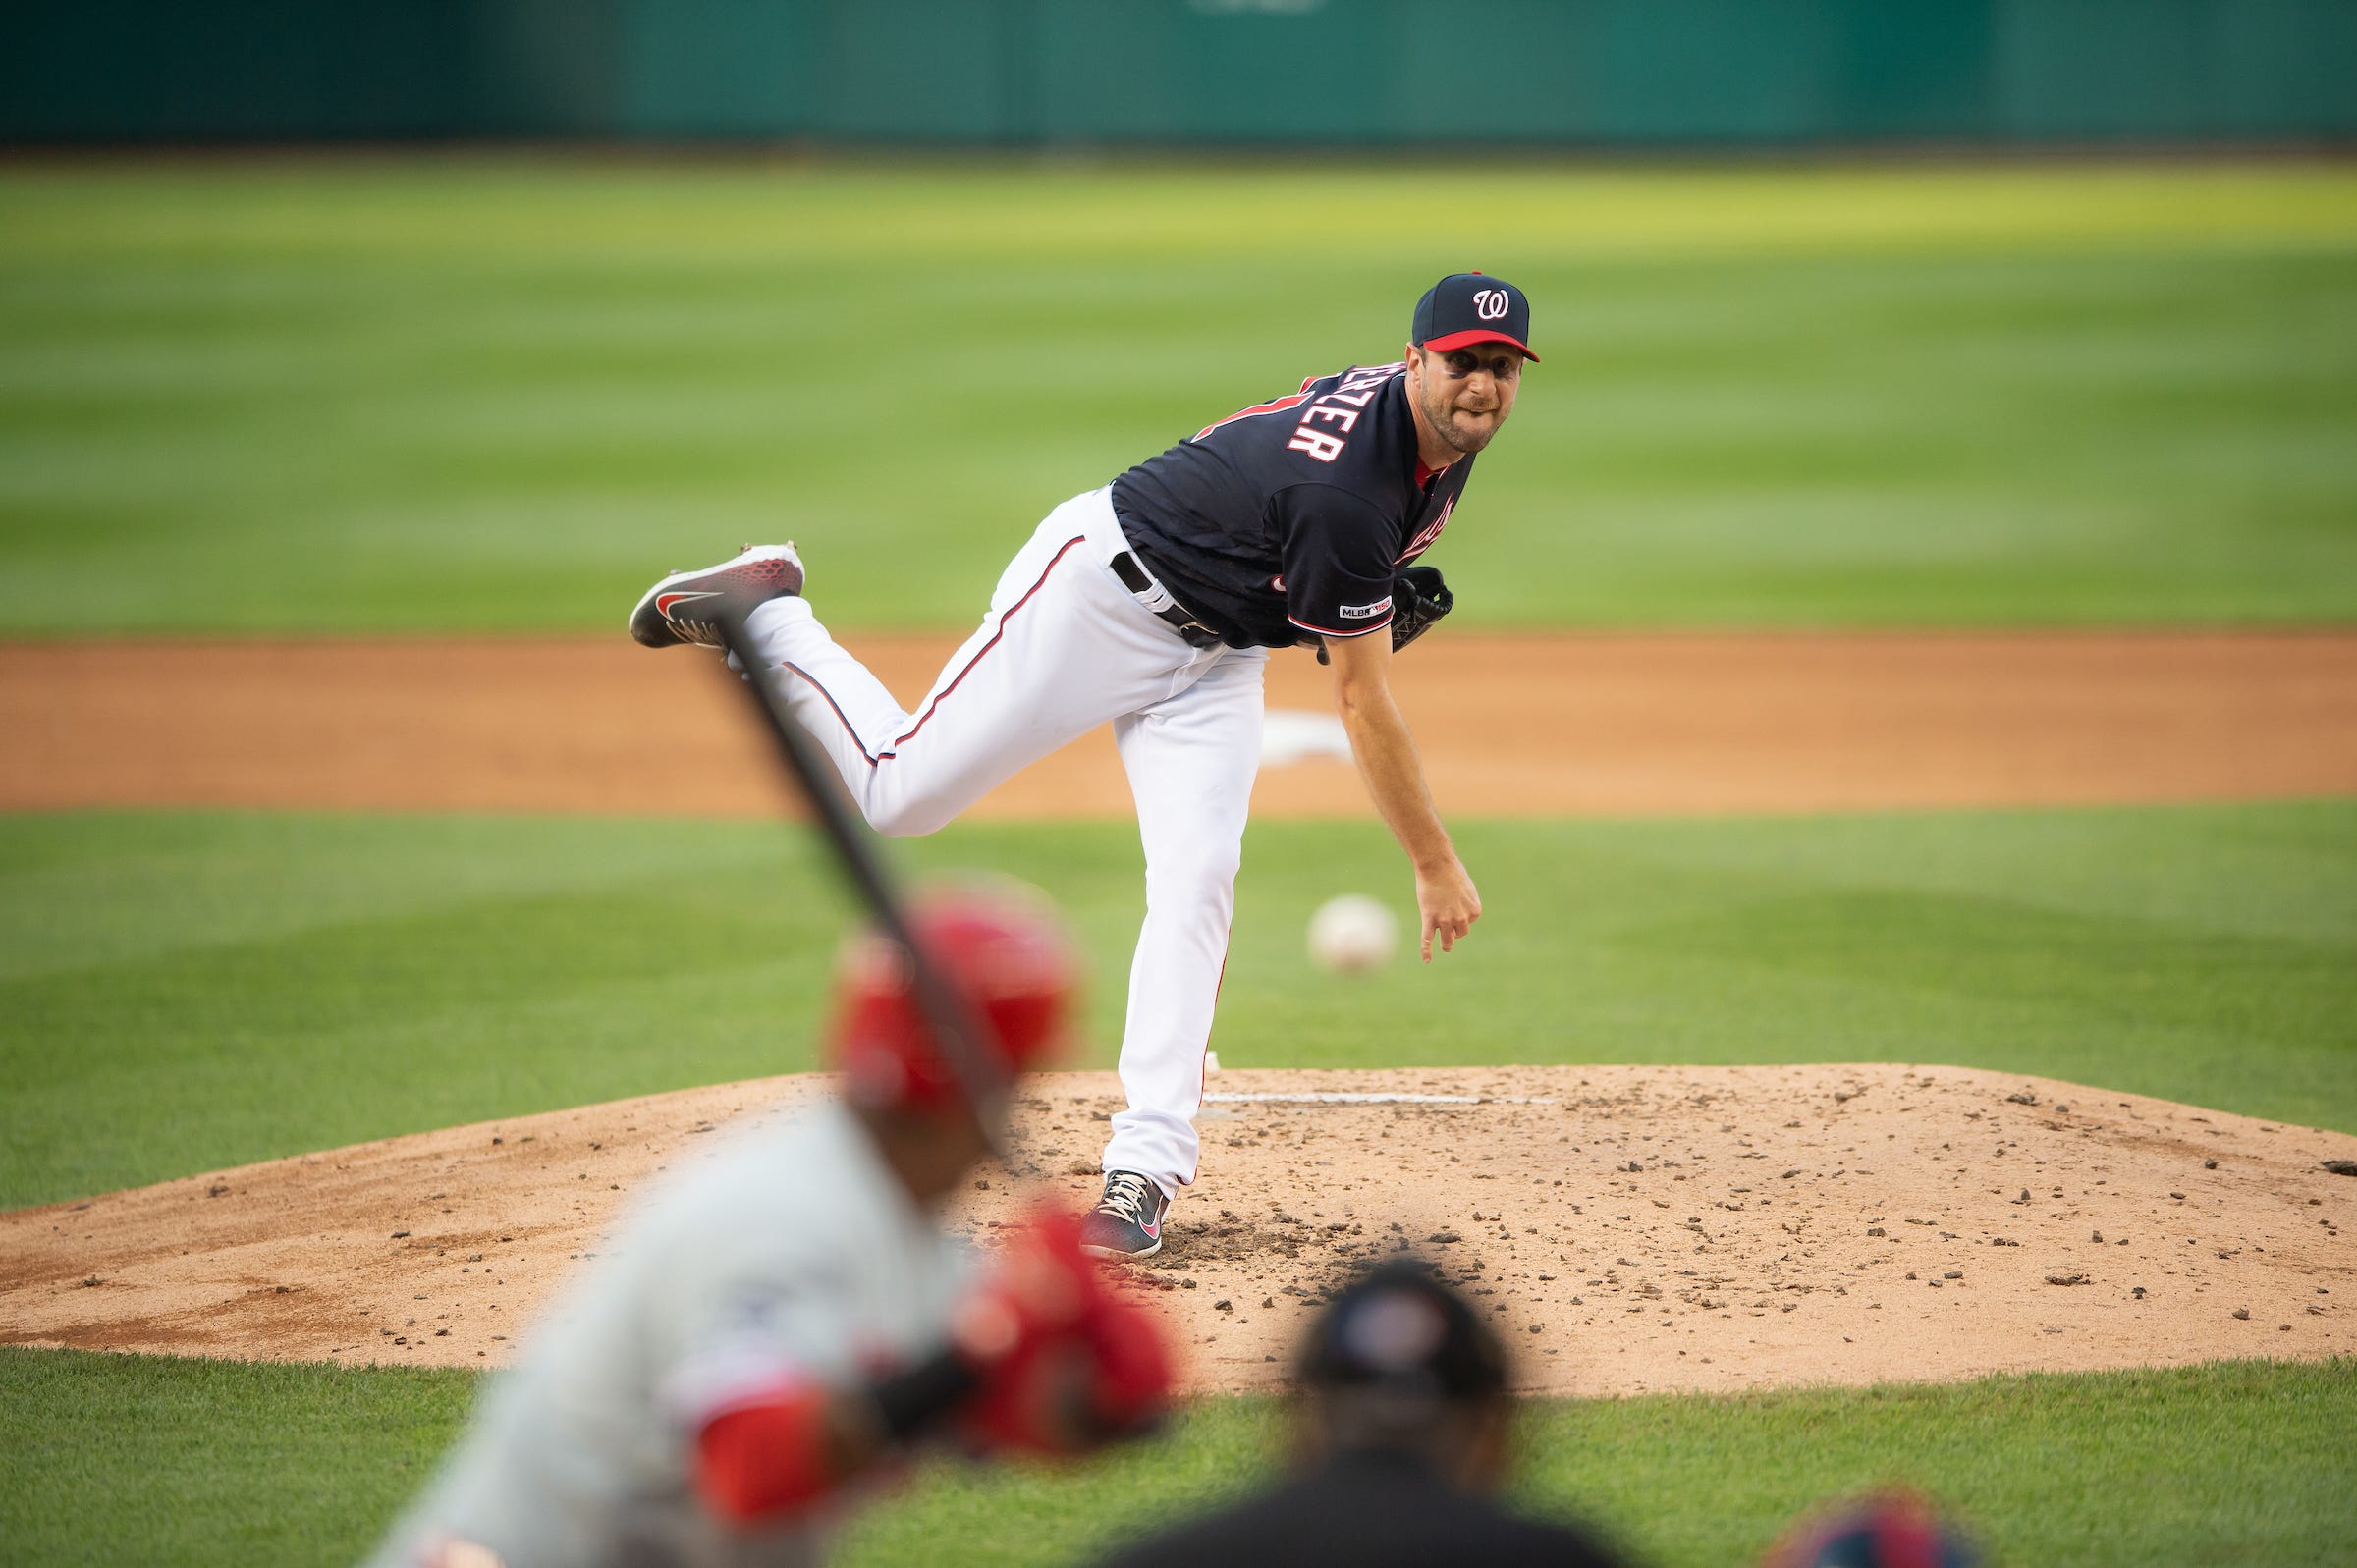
[1109,359,1472,650]
[1398,494,1454,563]
[1284,365,1397,463]
[1286,427,1346,462]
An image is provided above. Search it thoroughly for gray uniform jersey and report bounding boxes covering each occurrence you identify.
[366,1099,970,1568]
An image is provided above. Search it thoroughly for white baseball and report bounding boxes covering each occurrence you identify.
[1308,893,1398,975]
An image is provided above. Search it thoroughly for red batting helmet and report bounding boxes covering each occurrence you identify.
[828,882,1076,1112]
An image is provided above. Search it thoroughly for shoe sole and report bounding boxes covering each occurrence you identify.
[627,547,802,649]
[1082,1237,1163,1262]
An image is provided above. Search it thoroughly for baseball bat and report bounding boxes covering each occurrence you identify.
[712,615,1009,1155]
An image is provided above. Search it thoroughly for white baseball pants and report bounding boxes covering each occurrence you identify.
[741,487,1266,1199]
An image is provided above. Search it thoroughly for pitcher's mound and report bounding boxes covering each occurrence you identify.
[3,1065,2351,1395]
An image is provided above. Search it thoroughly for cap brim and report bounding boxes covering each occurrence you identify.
[1420,329,1538,362]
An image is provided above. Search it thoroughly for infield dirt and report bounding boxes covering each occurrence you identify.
[7,630,2353,1394]
[4,1065,2351,1396]
[5,631,2355,819]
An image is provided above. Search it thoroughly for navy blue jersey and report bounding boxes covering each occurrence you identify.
[1094,1448,1629,1568]
[1110,362,1472,649]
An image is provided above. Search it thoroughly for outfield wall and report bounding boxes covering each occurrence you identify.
[6,0,2354,147]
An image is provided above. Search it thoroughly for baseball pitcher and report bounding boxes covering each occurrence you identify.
[630,274,1536,1260]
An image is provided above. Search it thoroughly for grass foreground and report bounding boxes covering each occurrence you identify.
[2,800,2352,1209]
[1,1348,2349,1567]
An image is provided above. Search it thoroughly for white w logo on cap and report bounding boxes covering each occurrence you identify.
[1471,289,1509,321]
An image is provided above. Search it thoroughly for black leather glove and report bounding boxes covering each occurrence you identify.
[1388,565,1453,652]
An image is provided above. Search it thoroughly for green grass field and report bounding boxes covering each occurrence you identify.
[4,803,2354,1209]
[3,803,2353,1562]
[2,159,2354,632]
[3,1349,2350,1568]
[3,156,2354,1565]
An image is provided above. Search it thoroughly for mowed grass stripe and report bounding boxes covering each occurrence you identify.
[2,1347,2348,1568]
[1,161,2353,632]
[1,802,2350,1210]
[7,161,2354,262]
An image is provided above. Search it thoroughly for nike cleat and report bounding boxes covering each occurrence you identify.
[1081,1170,1171,1261]
[629,543,805,650]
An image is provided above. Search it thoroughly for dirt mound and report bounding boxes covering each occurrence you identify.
[5,1066,2350,1395]
[6,632,2354,820]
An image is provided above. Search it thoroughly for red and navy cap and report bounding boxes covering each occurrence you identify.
[1410,272,1538,361]
[1761,1490,1981,1568]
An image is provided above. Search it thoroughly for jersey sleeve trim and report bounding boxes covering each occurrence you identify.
[1288,611,1395,639]
[693,1385,836,1523]
[664,1337,811,1430]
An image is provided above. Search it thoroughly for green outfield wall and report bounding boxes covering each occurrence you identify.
[4,0,2354,146]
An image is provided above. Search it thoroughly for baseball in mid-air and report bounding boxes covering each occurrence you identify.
[1307,893,1399,974]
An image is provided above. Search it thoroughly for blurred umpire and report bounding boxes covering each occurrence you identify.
[1093,1260,1630,1568]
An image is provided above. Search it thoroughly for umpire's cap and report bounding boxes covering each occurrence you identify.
[1298,1259,1507,1405]
[1411,273,1538,361]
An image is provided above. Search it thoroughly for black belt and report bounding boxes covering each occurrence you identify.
[1110,551,1223,648]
